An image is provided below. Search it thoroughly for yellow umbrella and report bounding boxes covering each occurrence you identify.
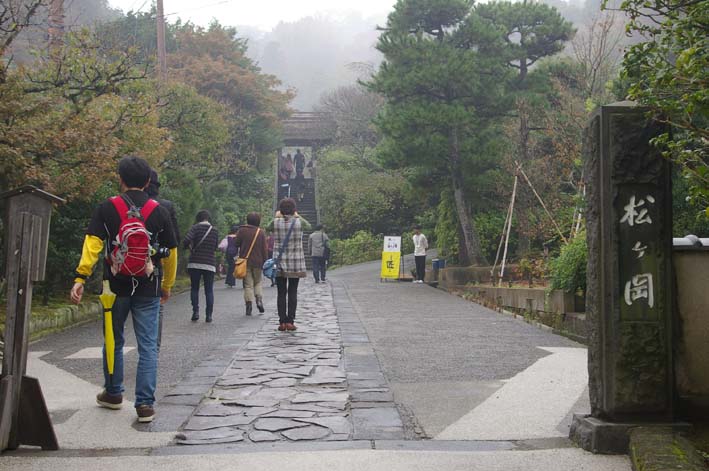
[99,280,116,383]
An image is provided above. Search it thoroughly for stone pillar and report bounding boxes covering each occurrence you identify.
[570,102,685,453]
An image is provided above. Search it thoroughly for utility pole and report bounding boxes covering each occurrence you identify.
[156,0,167,82]
[48,0,64,52]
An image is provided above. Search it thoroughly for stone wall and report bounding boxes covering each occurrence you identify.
[449,284,586,343]
[28,301,102,340]
[674,250,709,417]
[437,265,519,290]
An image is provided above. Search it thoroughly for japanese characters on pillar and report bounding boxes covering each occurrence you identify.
[619,191,660,320]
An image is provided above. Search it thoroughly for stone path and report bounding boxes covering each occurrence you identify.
[175,281,403,445]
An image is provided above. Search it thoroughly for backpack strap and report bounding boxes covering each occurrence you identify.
[109,196,130,222]
[140,199,159,222]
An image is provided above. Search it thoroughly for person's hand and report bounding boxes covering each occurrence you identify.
[70,282,84,304]
[161,288,171,305]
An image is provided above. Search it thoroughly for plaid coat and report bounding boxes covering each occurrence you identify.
[272,216,309,278]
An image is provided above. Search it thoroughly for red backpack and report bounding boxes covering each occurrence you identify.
[108,195,159,278]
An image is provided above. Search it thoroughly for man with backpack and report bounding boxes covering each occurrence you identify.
[70,156,178,423]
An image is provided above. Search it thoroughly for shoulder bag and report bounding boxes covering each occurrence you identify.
[234,228,260,280]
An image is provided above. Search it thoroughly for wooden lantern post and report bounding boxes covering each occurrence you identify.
[0,186,65,451]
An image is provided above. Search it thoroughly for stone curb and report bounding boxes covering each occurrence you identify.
[27,301,103,341]
[629,427,706,471]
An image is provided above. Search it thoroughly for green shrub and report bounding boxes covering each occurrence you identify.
[329,231,383,267]
[550,232,587,294]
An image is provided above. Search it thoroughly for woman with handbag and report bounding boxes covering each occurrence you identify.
[234,213,268,316]
[183,210,219,322]
[267,198,311,332]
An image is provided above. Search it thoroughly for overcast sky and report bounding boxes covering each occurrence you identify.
[107,0,397,30]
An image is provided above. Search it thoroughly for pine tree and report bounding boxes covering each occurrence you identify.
[369,0,511,265]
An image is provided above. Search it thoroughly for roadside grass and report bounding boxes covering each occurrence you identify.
[687,421,709,466]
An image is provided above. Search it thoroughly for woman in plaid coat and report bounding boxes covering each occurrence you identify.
[267,198,311,331]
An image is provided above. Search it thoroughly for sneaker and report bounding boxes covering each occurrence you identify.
[278,323,286,331]
[96,390,123,410]
[285,323,297,331]
[136,404,155,423]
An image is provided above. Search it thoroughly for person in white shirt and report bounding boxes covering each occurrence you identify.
[412,226,428,283]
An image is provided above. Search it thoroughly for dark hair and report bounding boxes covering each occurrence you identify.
[315,224,323,231]
[146,169,160,197]
[278,198,296,216]
[414,225,422,230]
[229,224,240,234]
[118,156,151,189]
[195,210,211,223]
[246,212,261,226]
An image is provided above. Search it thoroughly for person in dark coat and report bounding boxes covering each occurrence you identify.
[183,210,219,322]
[146,169,179,352]
[235,213,268,316]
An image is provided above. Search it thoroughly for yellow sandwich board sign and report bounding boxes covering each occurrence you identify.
[380,236,401,279]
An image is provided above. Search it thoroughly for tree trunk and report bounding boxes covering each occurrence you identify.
[456,219,469,265]
[449,127,487,266]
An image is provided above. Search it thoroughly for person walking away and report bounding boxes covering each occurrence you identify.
[183,210,219,322]
[309,224,330,283]
[294,149,306,178]
[219,224,240,288]
[146,169,180,354]
[70,156,178,423]
[235,213,268,316]
[267,198,311,331]
[284,154,295,180]
[412,225,428,283]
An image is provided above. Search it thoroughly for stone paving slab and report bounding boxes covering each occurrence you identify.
[173,280,405,445]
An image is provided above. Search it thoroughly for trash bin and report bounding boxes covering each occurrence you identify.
[432,259,440,270]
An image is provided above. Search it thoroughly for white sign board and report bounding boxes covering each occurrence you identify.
[383,236,402,253]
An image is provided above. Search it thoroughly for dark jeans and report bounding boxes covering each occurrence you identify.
[225,257,236,287]
[189,268,215,317]
[276,277,299,324]
[312,256,327,282]
[415,255,426,281]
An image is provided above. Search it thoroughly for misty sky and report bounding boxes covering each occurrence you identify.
[106,0,397,30]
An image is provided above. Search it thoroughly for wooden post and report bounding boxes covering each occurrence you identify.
[156,0,167,82]
[0,186,64,452]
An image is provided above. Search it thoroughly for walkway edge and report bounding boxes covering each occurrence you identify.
[629,427,706,471]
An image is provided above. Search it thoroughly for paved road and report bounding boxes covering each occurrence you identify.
[4,259,629,470]
[330,257,589,440]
